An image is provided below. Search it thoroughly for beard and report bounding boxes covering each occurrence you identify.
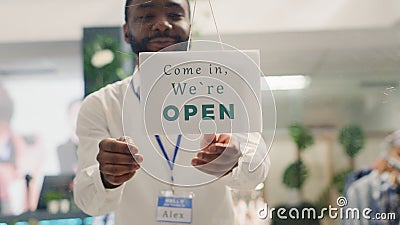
[127,31,188,55]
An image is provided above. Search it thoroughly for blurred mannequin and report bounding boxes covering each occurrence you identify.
[371,133,400,186]
[57,100,81,174]
[0,84,44,215]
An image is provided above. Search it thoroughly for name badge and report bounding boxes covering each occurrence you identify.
[156,190,193,224]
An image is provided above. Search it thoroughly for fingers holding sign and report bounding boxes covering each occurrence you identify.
[97,137,143,189]
[191,134,242,177]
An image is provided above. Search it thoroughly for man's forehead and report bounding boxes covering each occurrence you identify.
[128,0,187,9]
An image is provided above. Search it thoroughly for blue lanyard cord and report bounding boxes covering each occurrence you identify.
[132,77,182,182]
[130,78,140,101]
[154,134,182,171]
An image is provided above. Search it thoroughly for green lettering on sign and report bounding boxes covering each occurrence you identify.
[202,104,215,120]
[220,104,234,119]
[184,105,197,121]
[163,105,179,121]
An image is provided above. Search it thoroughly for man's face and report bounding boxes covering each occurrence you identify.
[123,0,190,55]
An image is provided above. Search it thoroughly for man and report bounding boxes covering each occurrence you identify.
[73,0,270,224]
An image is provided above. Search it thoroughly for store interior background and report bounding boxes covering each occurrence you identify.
[1,0,400,224]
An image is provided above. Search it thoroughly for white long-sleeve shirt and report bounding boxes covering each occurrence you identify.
[73,75,270,225]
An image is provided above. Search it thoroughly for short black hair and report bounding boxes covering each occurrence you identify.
[124,0,191,24]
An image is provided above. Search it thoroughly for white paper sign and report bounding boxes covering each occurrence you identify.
[139,50,262,135]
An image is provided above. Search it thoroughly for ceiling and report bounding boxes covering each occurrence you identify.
[1,0,400,43]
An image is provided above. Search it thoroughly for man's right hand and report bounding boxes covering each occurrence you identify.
[97,137,143,189]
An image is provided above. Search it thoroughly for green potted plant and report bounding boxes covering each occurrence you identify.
[338,124,365,170]
[272,123,320,225]
[330,125,364,200]
[44,190,68,214]
[83,34,132,95]
[282,123,314,195]
[316,125,365,212]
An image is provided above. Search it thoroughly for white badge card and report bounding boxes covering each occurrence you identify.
[156,191,193,224]
[139,50,262,135]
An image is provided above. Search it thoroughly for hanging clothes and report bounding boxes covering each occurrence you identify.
[343,171,400,225]
[343,168,373,197]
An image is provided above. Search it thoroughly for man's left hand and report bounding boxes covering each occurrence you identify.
[191,134,242,177]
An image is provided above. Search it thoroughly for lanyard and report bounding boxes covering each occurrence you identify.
[154,134,182,183]
[130,78,140,101]
[130,77,182,184]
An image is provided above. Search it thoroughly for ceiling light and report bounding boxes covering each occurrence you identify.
[261,75,311,91]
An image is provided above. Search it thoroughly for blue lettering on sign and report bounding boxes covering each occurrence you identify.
[158,197,192,209]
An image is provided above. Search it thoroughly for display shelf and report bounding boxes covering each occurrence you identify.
[0,210,89,224]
